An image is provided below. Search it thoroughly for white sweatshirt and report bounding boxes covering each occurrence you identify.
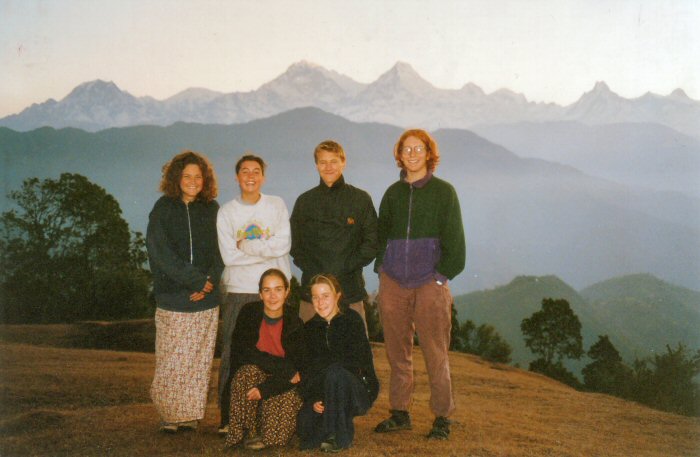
[216,194,292,293]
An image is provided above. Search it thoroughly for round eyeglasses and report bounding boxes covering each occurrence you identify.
[401,145,427,155]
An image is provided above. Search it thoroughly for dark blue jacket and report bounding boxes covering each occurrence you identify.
[146,195,223,312]
[300,309,379,404]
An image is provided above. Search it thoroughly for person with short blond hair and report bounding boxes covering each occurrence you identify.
[290,140,378,328]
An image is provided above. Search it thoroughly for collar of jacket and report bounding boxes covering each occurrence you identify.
[308,311,344,327]
[400,170,433,188]
[171,195,208,207]
[317,174,346,192]
[252,300,303,334]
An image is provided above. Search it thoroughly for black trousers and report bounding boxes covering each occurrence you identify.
[298,363,371,450]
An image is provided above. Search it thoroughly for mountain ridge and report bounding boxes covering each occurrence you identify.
[2,61,697,137]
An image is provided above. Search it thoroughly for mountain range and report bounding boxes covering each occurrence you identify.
[454,273,700,372]
[2,107,699,295]
[2,61,698,139]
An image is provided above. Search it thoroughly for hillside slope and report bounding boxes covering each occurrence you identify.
[1,325,698,456]
[453,276,613,369]
[581,274,700,353]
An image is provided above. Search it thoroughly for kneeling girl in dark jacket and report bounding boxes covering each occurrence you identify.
[298,274,379,452]
[225,268,306,451]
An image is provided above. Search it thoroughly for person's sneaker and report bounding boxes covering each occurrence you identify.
[244,435,266,451]
[217,424,229,436]
[320,436,341,453]
[374,410,412,433]
[426,416,451,440]
[159,422,178,433]
[178,420,198,431]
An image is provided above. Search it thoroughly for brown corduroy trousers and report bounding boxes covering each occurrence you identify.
[377,272,455,418]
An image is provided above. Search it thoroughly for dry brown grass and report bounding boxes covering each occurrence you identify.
[1,322,699,457]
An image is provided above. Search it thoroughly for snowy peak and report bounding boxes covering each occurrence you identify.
[165,87,224,104]
[64,80,134,103]
[669,88,692,103]
[581,81,620,102]
[259,60,365,98]
[490,88,528,105]
[371,61,436,94]
[459,82,486,98]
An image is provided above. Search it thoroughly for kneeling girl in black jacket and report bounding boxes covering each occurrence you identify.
[298,274,379,452]
[225,268,306,451]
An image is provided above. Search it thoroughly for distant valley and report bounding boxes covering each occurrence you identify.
[2,108,699,295]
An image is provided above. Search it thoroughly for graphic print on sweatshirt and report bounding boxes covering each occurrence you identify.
[237,221,272,241]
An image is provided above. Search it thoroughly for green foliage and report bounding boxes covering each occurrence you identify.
[0,174,152,323]
[582,335,633,397]
[529,358,581,388]
[521,298,584,365]
[630,344,700,416]
[452,276,593,370]
[580,274,700,360]
[451,306,512,363]
[582,336,700,417]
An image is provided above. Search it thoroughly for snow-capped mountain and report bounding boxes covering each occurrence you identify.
[1,80,161,131]
[1,61,698,137]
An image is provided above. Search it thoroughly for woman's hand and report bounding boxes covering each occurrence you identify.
[290,372,301,384]
[189,291,206,302]
[313,401,324,414]
[246,387,262,401]
[190,279,214,301]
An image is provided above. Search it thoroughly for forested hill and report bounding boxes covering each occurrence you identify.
[580,273,700,352]
[454,274,700,369]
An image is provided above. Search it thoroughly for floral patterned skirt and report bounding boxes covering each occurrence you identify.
[226,364,302,447]
[150,306,218,423]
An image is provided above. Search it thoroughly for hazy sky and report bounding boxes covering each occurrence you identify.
[1,0,698,118]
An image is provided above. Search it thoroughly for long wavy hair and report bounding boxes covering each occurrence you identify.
[392,128,440,173]
[159,150,218,202]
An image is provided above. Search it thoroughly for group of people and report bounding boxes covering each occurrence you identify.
[145,129,466,452]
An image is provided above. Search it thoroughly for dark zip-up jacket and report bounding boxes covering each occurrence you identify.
[299,309,379,404]
[230,301,307,399]
[146,195,223,312]
[290,176,378,306]
[375,171,465,288]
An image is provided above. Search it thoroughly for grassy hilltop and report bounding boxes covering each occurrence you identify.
[1,321,698,457]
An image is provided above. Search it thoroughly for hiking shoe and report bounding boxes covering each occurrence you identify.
[217,424,229,436]
[320,436,341,453]
[159,422,178,433]
[374,410,412,433]
[244,435,266,451]
[426,416,451,440]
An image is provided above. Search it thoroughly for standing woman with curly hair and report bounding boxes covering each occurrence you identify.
[146,150,224,433]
